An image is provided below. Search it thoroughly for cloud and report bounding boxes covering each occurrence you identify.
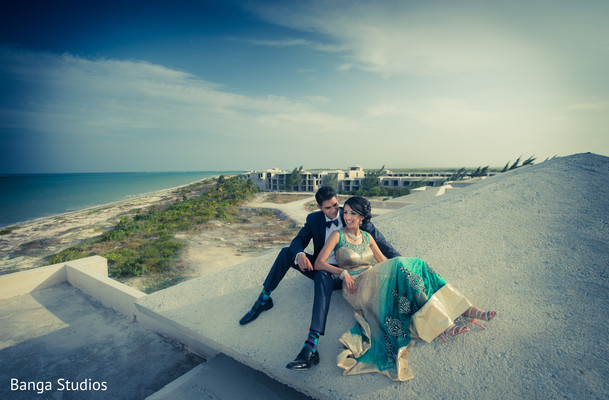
[228,36,346,53]
[228,37,312,47]
[302,95,330,104]
[248,0,552,78]
[0,46,350,142]
[567,100,609,110]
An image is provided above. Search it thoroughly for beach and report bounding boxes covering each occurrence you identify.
[1,187,175,272]
[0,181,314,291]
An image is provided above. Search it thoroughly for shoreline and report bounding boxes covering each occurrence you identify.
[0,176,225,272]
[0,173,234,229]
[0,183,302,292]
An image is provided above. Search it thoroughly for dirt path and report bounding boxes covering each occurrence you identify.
[246,193,314,226]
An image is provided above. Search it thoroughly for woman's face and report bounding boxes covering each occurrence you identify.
[343,204,364,229]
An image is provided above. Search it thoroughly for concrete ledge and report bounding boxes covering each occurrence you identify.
[0,256,144,317]
[135,302,220,359]
[146,353,312,400]
[0,255,219,360]
[0,264,66,300]
[66,262,146,318]
[146,363,207,399]
[0,255,107,300]
[136,255,354,400]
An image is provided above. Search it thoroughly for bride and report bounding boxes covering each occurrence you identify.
[314,196,497,381]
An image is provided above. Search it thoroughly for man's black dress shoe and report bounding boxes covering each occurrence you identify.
[239,298,273,325]
[286,347,319,370]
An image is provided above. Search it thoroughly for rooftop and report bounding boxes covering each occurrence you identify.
[2,153,608,399]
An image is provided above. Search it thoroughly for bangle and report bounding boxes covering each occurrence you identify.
[339,269,348,280]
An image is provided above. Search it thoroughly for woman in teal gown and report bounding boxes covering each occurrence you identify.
[314,196,497,381]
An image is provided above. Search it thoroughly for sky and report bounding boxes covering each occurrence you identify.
[1,0,608,173]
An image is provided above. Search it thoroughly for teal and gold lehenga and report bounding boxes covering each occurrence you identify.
[335,230,472,381]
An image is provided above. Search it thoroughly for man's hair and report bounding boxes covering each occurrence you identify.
[315,186,337,206]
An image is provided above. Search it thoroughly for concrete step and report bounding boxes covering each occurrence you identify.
[146,354,312,400]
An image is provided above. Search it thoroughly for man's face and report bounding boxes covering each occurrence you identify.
[318,196,340,220]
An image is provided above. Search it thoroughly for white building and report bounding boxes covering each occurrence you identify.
[378,169,453,189]
[239,166,479,193]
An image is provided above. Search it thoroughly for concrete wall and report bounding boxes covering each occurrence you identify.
[66,261,145,317]
[0,256,106,300]
[0,255,217,359]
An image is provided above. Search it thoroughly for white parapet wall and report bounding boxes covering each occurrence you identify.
[0,256,106,300]
[0,255,218,359]
[0,256,143,313]
[0,262,66,300]
[66,260,146,317]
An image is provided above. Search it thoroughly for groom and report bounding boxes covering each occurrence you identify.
[239,186,401,370]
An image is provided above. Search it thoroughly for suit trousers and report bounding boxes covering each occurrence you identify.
[263,247,342,335]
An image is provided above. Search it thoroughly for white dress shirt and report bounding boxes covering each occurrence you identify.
[323,216,342,265]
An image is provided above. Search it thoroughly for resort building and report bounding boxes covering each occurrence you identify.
[378,169,454,189]
[337,166,365,193]
[239,168,346,192]
[239,166,468,193]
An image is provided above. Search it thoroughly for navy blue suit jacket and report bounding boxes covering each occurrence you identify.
[288,208,401,264]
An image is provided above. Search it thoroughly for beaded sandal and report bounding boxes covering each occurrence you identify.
[464,307,497,329]
[439,324,469,342]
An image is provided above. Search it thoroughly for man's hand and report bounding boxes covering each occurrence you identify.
[297,252,314,272]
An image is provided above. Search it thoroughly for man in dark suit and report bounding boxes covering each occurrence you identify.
[239,186,400,370]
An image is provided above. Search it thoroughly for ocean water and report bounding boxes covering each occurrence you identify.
[0,171,238,227]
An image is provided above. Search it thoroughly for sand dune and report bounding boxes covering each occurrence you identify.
[138,152,609,399]
[372,152,609,399]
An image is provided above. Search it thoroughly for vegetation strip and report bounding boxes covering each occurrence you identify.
[44,176,258,289]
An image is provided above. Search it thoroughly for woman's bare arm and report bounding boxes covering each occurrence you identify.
[314,231,358,294]
[314,231,342,274]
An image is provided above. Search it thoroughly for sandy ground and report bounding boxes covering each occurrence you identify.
[136,153,609,400]
[176,204,301,279]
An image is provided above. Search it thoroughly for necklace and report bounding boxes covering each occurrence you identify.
[345,230,362,241]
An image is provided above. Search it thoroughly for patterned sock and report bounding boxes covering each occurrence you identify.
[303,330,321,353]
[256,288,271,307]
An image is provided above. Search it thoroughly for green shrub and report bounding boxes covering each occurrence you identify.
[105,248,142,277]
[0,226,21,235]
[45,247,88,265]
[45,175,258,280]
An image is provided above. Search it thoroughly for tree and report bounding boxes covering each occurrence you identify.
[521,155,536,166]
[320,173,338,191]
[502,155,536,172]
[509,156,522,170]
[283,166,303,191]
[362,165,384,191]
[470,166,489,177]
[449,167,468,181]
[216,175,226,187]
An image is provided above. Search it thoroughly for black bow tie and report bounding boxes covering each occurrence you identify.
[325,219,339,228]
